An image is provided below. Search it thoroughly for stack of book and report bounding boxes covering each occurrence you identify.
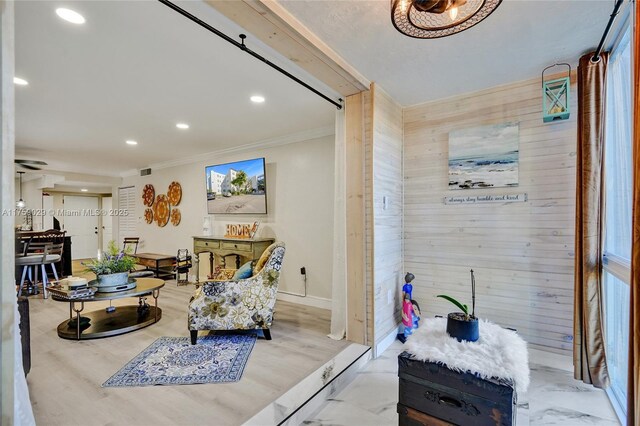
[48,284,96,300]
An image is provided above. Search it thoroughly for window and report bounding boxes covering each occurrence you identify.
[602,25,632,419]
[118,186,136,243]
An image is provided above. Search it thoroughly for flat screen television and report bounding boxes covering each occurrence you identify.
[205,157,267,214]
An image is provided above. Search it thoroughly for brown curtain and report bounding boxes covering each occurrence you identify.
[573,51,610,389]
[628,6,640,425]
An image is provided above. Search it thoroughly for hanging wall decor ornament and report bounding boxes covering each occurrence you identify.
[391,0,502,39]
[167,181,182,206]
[142,184,155,207]
[144,208,154,224]
[170,208,181,226]
[154,194,170,227]
[542,63,571,123]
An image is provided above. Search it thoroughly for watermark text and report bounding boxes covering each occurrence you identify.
[3,208,129,217]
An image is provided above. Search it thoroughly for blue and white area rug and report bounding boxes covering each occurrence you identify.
[102,335,257,387]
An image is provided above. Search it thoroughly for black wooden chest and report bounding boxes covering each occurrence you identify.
[398,351,517,426]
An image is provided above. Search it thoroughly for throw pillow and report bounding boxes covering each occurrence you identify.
[253,243,277,275]
[232,261,254,280]
[208,266,236,281]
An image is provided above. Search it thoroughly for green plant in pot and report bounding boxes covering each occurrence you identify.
[84,241,136,290]
[437,269,479,342]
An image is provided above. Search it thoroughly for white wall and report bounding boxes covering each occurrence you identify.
[121,134,335,302]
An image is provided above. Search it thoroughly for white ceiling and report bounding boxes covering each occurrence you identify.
[279,0,615,106]
[15,1,337,177]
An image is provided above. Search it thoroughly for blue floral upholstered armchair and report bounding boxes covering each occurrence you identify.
[188,242,285,344]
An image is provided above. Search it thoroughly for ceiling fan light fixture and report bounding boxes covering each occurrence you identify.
[391,0,502,39]
[15,159,47,171]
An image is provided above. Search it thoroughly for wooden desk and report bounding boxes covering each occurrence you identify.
[133,253,176,279]
[192,236,275,282]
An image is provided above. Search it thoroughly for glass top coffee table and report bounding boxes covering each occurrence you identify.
[51,278,165,340]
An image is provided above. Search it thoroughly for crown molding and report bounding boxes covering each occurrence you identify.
[120,125,335,178]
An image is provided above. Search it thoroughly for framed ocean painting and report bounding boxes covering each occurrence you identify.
[448,123,519,190]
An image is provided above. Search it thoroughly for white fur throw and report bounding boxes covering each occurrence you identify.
[404,318,530,394]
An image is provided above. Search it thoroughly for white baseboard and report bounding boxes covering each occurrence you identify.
[277,292,332,310]
[374,325,401,358]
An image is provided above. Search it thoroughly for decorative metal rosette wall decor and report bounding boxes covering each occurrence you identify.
[142,184,155,207]
[170,209,181,226]
[167,181,182,206]
[390,0,502,39]
[153,194,170,227]
[144,208,154,224]
[142,181,183,227]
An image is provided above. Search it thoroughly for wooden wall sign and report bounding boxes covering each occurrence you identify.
[444,193,528,205]
[224,222,259,239]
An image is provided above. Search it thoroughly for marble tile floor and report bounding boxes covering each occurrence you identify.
[304,341,620,426]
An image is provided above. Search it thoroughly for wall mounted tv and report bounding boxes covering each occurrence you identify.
[205,157,267,214]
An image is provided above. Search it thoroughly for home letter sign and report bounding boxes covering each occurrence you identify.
[224,222,259,239]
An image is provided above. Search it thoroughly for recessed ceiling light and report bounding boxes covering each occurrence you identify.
[250,95,265,103]
[56,8,85,24]
[80,188,88,192]
[126,140,138,146]
[176,123,189,129]
[13,77,28,86]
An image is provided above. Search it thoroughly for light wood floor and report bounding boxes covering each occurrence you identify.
[26,262,348,425]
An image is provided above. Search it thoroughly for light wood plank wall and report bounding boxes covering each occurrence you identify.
[345,92,367,345]
[364,89,374,346]
[403,74,578,353]
[365,84,404,352]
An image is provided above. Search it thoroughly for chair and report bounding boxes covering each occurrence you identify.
[16,242,63,298]
[188,242,285,344]
[15,230,66,298]
[123,237,140,254]
[122,237,155,279]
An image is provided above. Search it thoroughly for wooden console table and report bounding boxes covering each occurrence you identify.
[192,236,275,282]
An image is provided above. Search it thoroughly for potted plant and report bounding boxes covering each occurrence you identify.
[84,241,136,290]
[437,269,479,342]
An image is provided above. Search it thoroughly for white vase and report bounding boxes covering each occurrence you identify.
[203,216,213,236]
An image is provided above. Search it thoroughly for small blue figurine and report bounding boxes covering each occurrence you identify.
[398,272,419,343]
[402,272,414,300]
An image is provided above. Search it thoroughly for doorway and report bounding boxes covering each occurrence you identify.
[62,195,99,259]
[101,196,113,251]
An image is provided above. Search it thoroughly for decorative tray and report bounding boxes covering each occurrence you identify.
[88,278,137,293]
[48,285,97,300]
